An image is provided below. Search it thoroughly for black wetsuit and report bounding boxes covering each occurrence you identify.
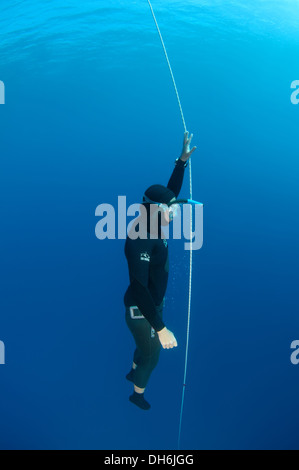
[124,158,186,389]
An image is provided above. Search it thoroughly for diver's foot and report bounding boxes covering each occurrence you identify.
[126,369,135,383]
[129,392,151,410]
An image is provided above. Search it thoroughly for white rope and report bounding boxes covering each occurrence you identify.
[147,0,187,134]
[178,176,193,450]
[146,0,193,450]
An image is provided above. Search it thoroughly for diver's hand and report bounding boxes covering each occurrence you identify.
[180,131,197,162]
[157,327,178,349]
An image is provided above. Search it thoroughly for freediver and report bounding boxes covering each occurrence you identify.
[124,131,196,410]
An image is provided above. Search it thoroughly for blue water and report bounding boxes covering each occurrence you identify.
[1,0,299,450]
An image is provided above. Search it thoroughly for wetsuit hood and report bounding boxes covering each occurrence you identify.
[143,185,176,206]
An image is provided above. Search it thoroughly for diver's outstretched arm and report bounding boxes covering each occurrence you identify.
[167,132,196,197]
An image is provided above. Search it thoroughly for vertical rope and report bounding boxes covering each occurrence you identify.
[147,0,187,134]
[146,0,194,451]
[178,164,193,450]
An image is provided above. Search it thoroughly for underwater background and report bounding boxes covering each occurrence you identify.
[0,0,299,450]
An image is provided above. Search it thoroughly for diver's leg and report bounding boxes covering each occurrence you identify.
[130,328,161,409]
[129,344,160,410]
[127,322,160,386]
[125,307,162,410]
[126,350,140,383]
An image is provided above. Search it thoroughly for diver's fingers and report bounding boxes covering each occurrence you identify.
[187,134,194,147]
[170,338,178,348]
[184,131,189,144]
[162,341,178,349]
[189,146,197,156]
